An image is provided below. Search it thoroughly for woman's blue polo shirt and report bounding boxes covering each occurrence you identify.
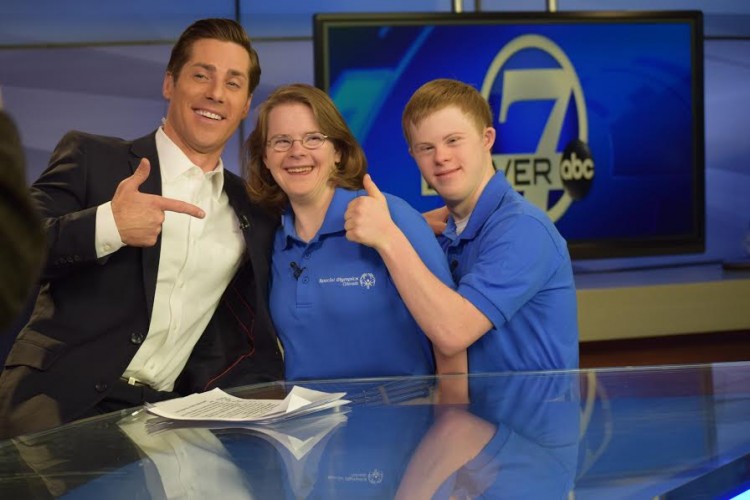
[440,172,579,372]
[270,188,453,381]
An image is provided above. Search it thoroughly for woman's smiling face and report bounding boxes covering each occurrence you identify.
[263,102,341,205]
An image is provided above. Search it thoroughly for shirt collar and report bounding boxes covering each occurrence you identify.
[279,188,357,248]
[444,171,511,243]
[155,126,225,200]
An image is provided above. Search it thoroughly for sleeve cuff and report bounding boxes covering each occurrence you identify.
[459,283,507,330]
[95,202,125,258]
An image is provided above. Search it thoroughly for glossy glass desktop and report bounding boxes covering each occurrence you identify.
[1,362,749,499]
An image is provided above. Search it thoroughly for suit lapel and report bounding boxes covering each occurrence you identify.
[223,172,277,301]
[223,172,253,259]
[130,131,162,322]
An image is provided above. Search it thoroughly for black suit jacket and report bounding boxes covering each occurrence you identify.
[0,130,283,438]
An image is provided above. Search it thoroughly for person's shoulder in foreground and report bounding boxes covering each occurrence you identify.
[0,110,45,332]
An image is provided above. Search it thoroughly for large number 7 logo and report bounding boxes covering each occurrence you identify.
[481,35,590,222]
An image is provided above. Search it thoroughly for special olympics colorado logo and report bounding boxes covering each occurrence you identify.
[359,273,376,289]
[367,468,384,484]
[481,34,595,222]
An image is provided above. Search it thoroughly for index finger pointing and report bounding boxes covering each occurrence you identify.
[152,195,205,218]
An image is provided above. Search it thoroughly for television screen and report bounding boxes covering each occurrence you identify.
[314,11,705,260]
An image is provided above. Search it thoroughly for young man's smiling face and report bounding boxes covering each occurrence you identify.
[162,38,252,171]
[408,105,496,218]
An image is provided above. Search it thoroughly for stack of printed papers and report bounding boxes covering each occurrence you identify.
[146,386,350,425]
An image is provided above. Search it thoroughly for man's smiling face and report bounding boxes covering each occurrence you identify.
[162,37,252,169]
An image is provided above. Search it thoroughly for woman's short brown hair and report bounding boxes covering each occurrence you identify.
[243,83,367,213]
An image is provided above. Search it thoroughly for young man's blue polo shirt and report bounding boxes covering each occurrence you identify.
[270,187,453,381]
[439,172,579,372]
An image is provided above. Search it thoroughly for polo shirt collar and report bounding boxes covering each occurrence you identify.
[279,187,356,247]
[155,126,225,200]
[444,171,511,243]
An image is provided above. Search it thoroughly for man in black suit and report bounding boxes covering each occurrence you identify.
[0,18,283,439]
[0,110,45,332]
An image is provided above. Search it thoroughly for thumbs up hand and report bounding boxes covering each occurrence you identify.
[362,172,386,203]
[344,174,395,250]
[112,158,205,247]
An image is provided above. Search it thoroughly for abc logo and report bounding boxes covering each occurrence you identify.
[561,154,593,181]
[560,139,594,200]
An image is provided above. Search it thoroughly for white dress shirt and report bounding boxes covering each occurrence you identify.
[95,127,244,391]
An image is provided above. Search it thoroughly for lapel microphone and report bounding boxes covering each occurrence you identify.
[290,262,305,280]
[239,215,250,231]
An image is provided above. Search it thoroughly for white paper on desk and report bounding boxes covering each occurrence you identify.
[145,386,349,423]
[243,410,348,460]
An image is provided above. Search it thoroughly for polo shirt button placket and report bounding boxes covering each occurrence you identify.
[295,248,312,304]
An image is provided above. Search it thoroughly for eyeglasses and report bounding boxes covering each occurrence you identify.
[267,133,329,152]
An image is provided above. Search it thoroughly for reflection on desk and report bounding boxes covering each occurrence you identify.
[396,373,579,499]
[0,363,749,499]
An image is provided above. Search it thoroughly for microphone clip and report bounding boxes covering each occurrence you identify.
[290,261,305,280]
[239,215,250,231]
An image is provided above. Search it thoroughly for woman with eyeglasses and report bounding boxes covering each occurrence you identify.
[243,84,460,381]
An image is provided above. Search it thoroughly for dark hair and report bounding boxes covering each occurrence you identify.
[243,83,367,214]
[166,18,260,95]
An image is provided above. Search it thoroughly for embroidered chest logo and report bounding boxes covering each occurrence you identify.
[367,468,384,484]
[318,272,377,289]
[359,273,376,289]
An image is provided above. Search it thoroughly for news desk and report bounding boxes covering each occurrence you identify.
[1,363,750,499]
